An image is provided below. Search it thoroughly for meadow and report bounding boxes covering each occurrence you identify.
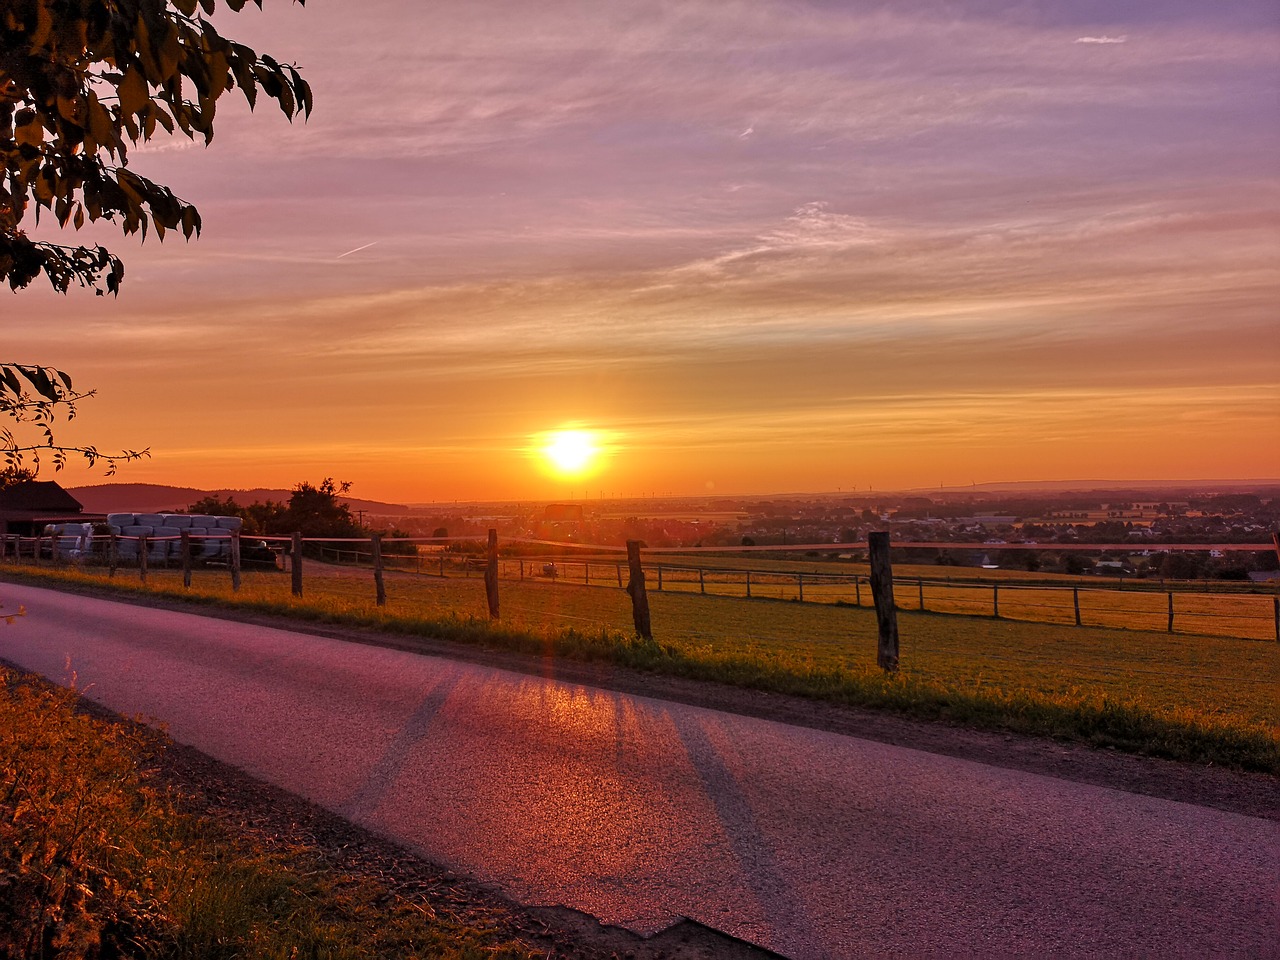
[358,550,1279,642]
[8,560,1277,773]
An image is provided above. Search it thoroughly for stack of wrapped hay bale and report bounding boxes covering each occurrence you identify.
[106,513,243,565]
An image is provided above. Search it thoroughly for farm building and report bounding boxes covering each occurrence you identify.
[0,480,104,536]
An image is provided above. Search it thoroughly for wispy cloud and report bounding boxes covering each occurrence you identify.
[24,0,1280,497]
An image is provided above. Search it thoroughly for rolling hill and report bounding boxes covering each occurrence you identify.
[67,484,409,516]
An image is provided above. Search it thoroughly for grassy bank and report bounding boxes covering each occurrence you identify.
[6,565,1278,774]
[0,669,539,960]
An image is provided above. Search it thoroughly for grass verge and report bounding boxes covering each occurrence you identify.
[0,668,540,960]
[5,565,1278,775]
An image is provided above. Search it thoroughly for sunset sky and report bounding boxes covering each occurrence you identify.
[17,0,1280,503]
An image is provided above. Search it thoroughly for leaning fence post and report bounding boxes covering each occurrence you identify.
[855,575,861,607]
[180,530,193,588]
[657,565,663,590]
[746,570,752,598]
[625,539,652,640]
[700,568,706,594]
[918,578,925,611]
[372,534,386,607]
[291,532,303,597]
[868,532,899,672]
[798,573,804,602]
[992,583,1000,619]
[616,563,623,587]
[138,534,148,584]
[230,530,242,592]
[108,530,118,578]
[1167,591,1175,633]
[1073,586,1081,626]
[484,529,499,619]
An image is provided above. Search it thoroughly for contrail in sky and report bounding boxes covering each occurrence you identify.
[336,241,378,259]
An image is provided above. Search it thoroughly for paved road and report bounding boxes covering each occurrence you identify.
[2,582,1276,958]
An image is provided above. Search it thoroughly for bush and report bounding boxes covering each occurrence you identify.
[0,672,176,958]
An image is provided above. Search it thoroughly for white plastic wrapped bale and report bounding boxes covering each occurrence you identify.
[117,525,152,562]
[43,523,90,559]
[215,516,243,530]
[137,514,167,527]
[61,523,94,558]
[186,515,218,528]
[186,527,225,561]
[165,515,193,529]
[106,513,137,529]
[150,526,182,564]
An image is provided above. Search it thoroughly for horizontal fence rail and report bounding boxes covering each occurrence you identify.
[4,531,1276,642]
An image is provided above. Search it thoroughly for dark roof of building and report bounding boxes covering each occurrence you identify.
[0,480,84,513]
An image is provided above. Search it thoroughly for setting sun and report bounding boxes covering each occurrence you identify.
[541,429,599,475]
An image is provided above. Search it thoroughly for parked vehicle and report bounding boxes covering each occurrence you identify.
[240,539,280,570]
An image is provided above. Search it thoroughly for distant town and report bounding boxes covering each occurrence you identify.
[59,481,1279,582]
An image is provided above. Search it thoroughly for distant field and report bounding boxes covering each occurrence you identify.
[372,552,1279,642]
[22,563,1275,738]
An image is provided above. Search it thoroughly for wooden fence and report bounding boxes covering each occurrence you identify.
[6,530,1277,643]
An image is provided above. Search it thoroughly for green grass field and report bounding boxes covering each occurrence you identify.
[6,562,1278,772]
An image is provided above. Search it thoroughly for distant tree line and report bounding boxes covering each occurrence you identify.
[185,479,364,539]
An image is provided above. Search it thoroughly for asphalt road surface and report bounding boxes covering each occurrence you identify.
[2,582,1276,959]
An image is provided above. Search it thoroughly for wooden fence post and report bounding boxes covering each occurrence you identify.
[50,532,59,565]
[798,573,804,602]
[746,570,752,598]
[180,530,193,588]
[918,578,925,611]
[291,532,303,597]
[138,534,148,584]
[439,554,445,577]
[867,532,899,672]
[625,539,652,640]
[616,563,623,587]
[1273,596,1279,644]
[700,568,706,594]
[484,529,499,619]
[108,530,118,577]
[230,530,242,592]
[1073,586,1081,626]
[372,534,386,607]
[855,576,861,607]
[1167,591,1175,633]
[992,583,1000,619]
[584,561,590,585]
[657,565,663,590]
